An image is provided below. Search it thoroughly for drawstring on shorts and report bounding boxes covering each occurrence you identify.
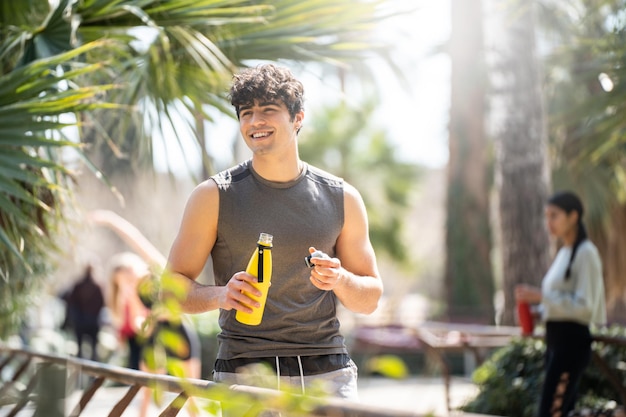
[274,356,306,395]
[297,356,305,394]
[275,356,280,390]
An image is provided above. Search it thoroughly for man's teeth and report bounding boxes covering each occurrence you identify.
[252,132,270,138]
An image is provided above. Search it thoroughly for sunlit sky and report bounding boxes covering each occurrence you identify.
[369,1,450,168]
[153,2,450,175]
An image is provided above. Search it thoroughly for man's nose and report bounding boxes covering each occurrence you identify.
[250,111,266,125]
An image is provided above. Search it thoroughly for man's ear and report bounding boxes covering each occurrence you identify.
[294,111,304,129]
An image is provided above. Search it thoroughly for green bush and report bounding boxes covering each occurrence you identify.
[460,325,626,417]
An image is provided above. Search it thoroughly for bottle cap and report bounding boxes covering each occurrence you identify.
[258,233,273,246]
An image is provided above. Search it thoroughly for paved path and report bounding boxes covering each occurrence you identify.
[0,376,478,416]
[359,376,478,415]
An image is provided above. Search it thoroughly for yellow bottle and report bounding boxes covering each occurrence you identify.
[235,233,273,326]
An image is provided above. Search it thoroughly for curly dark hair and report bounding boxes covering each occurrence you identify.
[229,64,305,120]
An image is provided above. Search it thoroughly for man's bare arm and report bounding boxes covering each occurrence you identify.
[308,183,382,314]
[165,180,263,315]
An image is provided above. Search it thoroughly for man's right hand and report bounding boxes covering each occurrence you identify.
[220,272,262,312]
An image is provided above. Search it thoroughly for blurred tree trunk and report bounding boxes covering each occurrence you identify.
[444,0,495,324]
[487,0,551,325]
[194,106,214,181]
[589,204,626,323]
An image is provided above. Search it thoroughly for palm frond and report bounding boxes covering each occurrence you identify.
[0,40,113,282]
[0,0,402,337]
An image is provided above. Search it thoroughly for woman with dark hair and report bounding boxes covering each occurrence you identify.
[515,191,606,417]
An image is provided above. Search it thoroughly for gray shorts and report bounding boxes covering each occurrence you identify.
[213,358,359,401]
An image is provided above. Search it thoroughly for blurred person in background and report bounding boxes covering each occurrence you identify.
[62,264,105,361]
[90,209,200,417]
[515,191,606,417]
[107,251,150,371]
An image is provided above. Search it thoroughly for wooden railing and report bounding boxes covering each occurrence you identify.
[0,345,425,417]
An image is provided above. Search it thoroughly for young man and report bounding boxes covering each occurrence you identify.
[166,64,382,400]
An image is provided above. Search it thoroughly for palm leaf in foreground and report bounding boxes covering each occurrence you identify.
[0,41,114,337]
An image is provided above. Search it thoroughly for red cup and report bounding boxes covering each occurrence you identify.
[517,301,534,336]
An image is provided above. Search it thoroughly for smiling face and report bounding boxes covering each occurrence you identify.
[238,99,304,156]
[545,204,579,242]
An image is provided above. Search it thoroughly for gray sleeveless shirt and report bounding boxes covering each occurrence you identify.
[210,159,347,359]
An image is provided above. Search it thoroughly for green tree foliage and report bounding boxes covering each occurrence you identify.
[299,98,421,264]
[463,337,545,417]
[0,40,116,336]
[0,0,395,338]
[538,0,626,315]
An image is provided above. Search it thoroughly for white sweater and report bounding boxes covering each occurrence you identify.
[541,240,607,327]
